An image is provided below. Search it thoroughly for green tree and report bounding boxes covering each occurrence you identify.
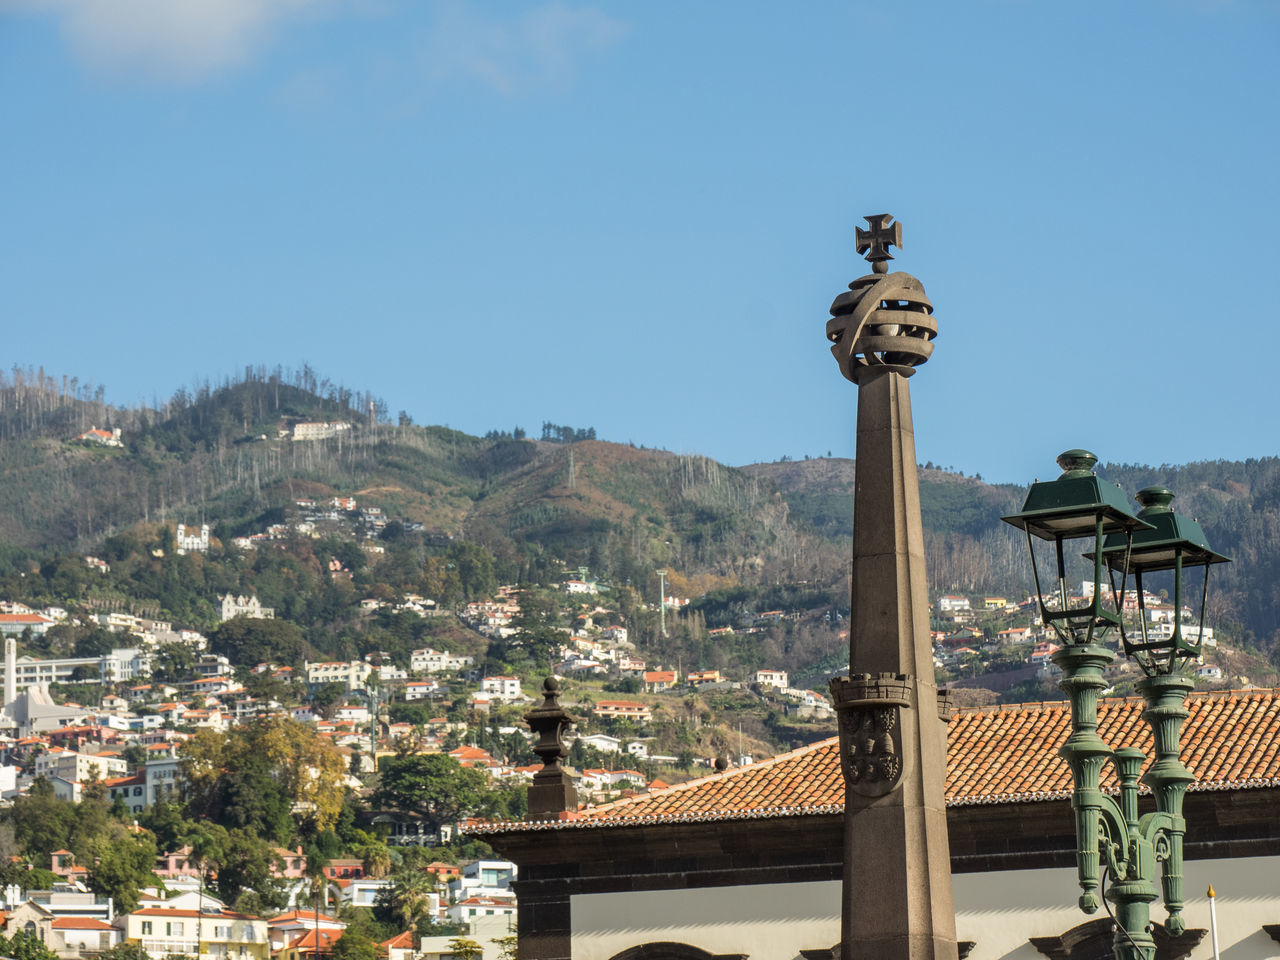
[209,617,309,668]
[372,868,436,934]
[8,778,77,861]
[150,642,197,683]
[330,932,378,960]
[371,755,491,832]
[137,795,190,855]
[0,930,60,960]
[360,841,392,880]
[212,829,288,912]
[87,829,157,912]
[311,683,346,721]
[181,822,228,944]
[446,938,483,960]
[180,718,348,838]
[73,627,117,658]
[98,944,153,960]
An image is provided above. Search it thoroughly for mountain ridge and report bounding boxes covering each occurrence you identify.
[0,369,1276,653]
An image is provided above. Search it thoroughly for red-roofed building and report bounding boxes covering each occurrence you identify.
[0,613,55,636]
[380,931,415,960]
[119,907,268,960]
[278,927,342,960]
[424,862,461,882]
[50,917,122,957]
[266,912,344,953]
[642,671,676,693]
[476,688,1280,960]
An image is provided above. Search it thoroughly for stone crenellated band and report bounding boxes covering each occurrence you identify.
[830,674,913,798]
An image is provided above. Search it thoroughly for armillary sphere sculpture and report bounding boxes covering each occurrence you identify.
[822,216,957,960]
[1004,451,1229,960]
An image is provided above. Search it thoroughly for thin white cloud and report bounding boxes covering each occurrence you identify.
[2,0,325,82]
[420,0,629,96]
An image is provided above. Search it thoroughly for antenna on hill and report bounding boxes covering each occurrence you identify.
[568,449,576,490]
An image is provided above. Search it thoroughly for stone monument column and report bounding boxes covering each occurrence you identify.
[825,216,957,960]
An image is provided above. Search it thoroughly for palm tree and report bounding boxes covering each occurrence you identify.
[359,842,392,880]
[386,868,436,932]
[301,849,331,960]
[182,825,225,955]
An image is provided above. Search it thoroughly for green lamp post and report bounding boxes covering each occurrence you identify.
[1003,450,1229,960]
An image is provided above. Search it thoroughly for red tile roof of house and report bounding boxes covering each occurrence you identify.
[380,931,414,951]
[288,929,342,952]
[472,689,1280,831]
[268,911,341,925]
[52,917,114,930]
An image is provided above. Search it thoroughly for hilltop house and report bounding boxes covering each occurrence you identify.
[410,648,474,674]
[304,660,373,691]
[591,701,652,723]
[174,523,210,555]
[220,594,275,622]
[937,595,971,614]
[642,671,675,693]
[74,426,123,447]
[753,669,788,689]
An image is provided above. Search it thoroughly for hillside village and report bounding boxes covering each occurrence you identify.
[0,377,1266,960]
[0,488,1246,959]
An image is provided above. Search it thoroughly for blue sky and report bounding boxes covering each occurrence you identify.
[2,0,1277,483]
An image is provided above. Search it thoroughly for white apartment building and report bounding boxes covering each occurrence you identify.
[99,612,145,634]
[1147,621,1215,646]
[35,749,127,783]
[753,669,789,689]
[409,648,474,674]
[2,649,150,691]
[403,680,441,701]
[292,421,353,441]
[936,595,971,614]
[305,660,373,691]
[481,676,522,701]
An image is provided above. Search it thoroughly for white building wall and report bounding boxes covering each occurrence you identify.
[569,856,1280,960]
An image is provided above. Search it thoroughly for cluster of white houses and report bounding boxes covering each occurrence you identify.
[0,859,517,960]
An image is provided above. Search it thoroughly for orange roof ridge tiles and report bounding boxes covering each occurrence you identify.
[471,688,1280,833]
[578,737,837,820]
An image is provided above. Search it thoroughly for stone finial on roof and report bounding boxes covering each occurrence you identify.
[525,677,579,819]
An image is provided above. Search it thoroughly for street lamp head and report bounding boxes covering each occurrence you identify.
[1002,450,1146,542]
[1098,487,1229,574]
[1094,486,1230,674]
[1002,450,1151,647]
[826,215,937,383]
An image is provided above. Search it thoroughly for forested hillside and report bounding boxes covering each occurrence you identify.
[2,366,1277,660]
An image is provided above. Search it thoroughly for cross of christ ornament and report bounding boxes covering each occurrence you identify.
[855,214,903,274]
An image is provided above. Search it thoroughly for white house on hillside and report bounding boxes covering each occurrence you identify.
[220,594,275,622]
[175,524,210,555]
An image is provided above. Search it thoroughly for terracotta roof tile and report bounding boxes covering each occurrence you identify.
[473,688,1280,832]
